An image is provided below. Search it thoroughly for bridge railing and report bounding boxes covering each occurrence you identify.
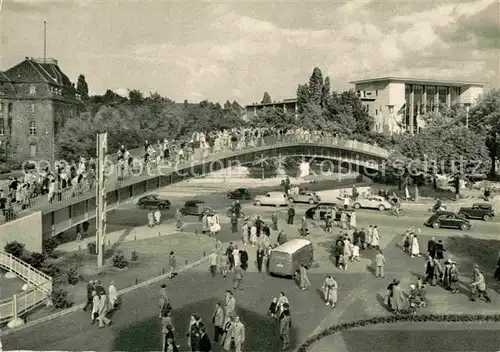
[0,133,389,224]
[0,252,53,324]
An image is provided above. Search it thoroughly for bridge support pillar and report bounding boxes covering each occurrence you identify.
[7,294,25,329]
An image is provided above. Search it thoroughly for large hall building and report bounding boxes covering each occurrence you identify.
[350,77,485,134]
[0,57,81,162]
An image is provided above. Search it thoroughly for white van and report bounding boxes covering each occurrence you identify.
[269,239,314,277]
[254,191,289,207]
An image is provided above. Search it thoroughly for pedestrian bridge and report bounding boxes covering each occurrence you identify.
[1,134,390,241]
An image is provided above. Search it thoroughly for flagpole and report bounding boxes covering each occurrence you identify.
[44,21,47,63]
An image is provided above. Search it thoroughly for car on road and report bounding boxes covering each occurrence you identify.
[181,200,214,216]
[254,192,289,207]
[137,194,171,209]
[227,188,252,200]
[458,203,495,221]
[289,191,321,204]
[352,196,392,211]
[424,211,472,231]
[305,202,353,221]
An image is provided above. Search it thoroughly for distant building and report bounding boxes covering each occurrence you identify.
[349,77,486,134]
[245,98,298,119]
[0,57,81,161]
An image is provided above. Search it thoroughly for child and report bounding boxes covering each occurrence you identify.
[268,298,277,318]
[351,243,360,261]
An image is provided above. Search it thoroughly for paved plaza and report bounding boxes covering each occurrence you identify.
[2,180,500,351]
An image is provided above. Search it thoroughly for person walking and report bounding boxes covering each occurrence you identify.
[154,208,162,226]
[198,327,212,352]
[159,284,171,318]
[212,302,224,343]
[375,250,386,278]
[108,281,118,310]
[148,210,155,228]
[83,280,95,312]
[411,234,421,258]
[256,246,265,272]
[233,265,244,290]
[371,226,380,249]
[209,252,218,277]
[241,223,249,246]
[175,209,183,230]
[224,290,236,320]
[221,316,234,352]
[279,309,292,351]
[91,291,100,324]
[322,275,338,308]
[299,264,311,291]
[232,316,246,352]
[219,252,228,278]
[169,251,177,278]
[230,212,238,234]
[97,293,112,328]
[349,211,357,229]
[470,265,491,302]
[271,211,279,231]
[287,205,295,225]
[427,237,437,258]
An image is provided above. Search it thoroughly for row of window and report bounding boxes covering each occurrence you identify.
[0,119,36,136]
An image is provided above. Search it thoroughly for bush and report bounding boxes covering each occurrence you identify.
[42,238,59,258]
[25,252,46,269]
[87,241,97,255]
[67,266,83,285]
[50,286,72,309]
[112,251,128,269]
[131,250,139,262]
[4,241,25,259]
[40,262,61,278]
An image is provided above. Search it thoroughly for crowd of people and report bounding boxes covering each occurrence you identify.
[0,127,377,224]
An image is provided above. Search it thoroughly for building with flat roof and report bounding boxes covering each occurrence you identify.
[0,57,82,162]
[349,77,486,134]
[245,98,298,120]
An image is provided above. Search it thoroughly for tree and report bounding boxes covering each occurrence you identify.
[467,89,500,176]
[261,92,272,104]
[250,107,294,129]
[128,89,144,105]
[308,67,324,106]
[296,84,309,113]
[76,74,89,100]
[183,99,189,109]
[322,76,331,108]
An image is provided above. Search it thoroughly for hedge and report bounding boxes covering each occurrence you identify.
[297,313,500,352]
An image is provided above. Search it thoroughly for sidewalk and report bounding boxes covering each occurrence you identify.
[56,220,200,253]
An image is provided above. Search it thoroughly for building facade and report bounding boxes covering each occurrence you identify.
[0,57,81,162]
[349,77,485,134]
[245,98,298,120]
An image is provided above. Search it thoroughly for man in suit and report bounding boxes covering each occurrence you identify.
[198,327,212,352]
[83,280,95,311]
[212,302,224,343]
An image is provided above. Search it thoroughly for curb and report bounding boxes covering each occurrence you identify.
[0,239,222,337]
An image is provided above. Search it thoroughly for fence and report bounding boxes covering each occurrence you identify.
[0,133,390,225]
[0,252,53,324]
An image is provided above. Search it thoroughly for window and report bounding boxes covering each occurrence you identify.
[29,121,36,136]
[29,85,36,95]
[388,105,394,114]
[29,104,35,113]
[375,109,378,115]
[29,144,37,158]
[0,118,4,135]
[376,90,378,97]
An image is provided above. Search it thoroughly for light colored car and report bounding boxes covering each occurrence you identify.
[289,191,321,204]
[352,196,392,211]
[254,192,289,207]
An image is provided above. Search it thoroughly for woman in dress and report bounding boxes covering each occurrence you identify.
[222,316,234,351]
[322,275,338,308]
[241,223,249,246]
[186,315,196,349]
[299,265,311,291]
[250,224,257,247]
[411,234,421,258]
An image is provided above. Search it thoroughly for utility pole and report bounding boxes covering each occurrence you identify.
[96,133,107,267]
[43,21,47,63]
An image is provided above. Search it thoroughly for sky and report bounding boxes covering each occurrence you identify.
[1,0,499,104]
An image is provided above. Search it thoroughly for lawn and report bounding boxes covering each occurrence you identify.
[23,233,217,323]
[0,270,25,299]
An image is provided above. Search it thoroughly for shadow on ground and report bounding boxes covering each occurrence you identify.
[111,297,296,352]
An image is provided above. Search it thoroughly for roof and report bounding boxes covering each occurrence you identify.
[3,57,73,87]
[273,239,312,254]
[349,77,487,87]
[245,98,298,108]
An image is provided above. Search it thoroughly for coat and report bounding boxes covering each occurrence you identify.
[98,295,109,316]
[371,228,379,247]
[350,212,357,228]
[233,322,245,344]
[323,278,338,303]
[222,321,234,351]
[411,236,420,255]
[225,296,236,318]
[391,285,406,311]
[280,315,291,337]
[213,307,224,327]
[108,284,118,307]
[299,266,311,288]
[198,333,212,352]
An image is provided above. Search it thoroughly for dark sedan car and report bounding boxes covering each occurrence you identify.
[227,188,252,200]
[181,200,214,216]
[305,202,353,221]
[458,203,494,221]
[137,194,171,209]
[424,211,471,231]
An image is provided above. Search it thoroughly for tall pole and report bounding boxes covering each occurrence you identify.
[96,133,108,267]
[43,21,47,63]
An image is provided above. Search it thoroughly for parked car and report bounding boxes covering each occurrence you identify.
[289,191,321,204]
[227,188,252,200]
[137,194,171,209]
[254,192,289,207]
[181,200,214,216]
[424,211,472,231]
[458,203,495,221]
[305,202,353,221]
[352,196,392,211]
